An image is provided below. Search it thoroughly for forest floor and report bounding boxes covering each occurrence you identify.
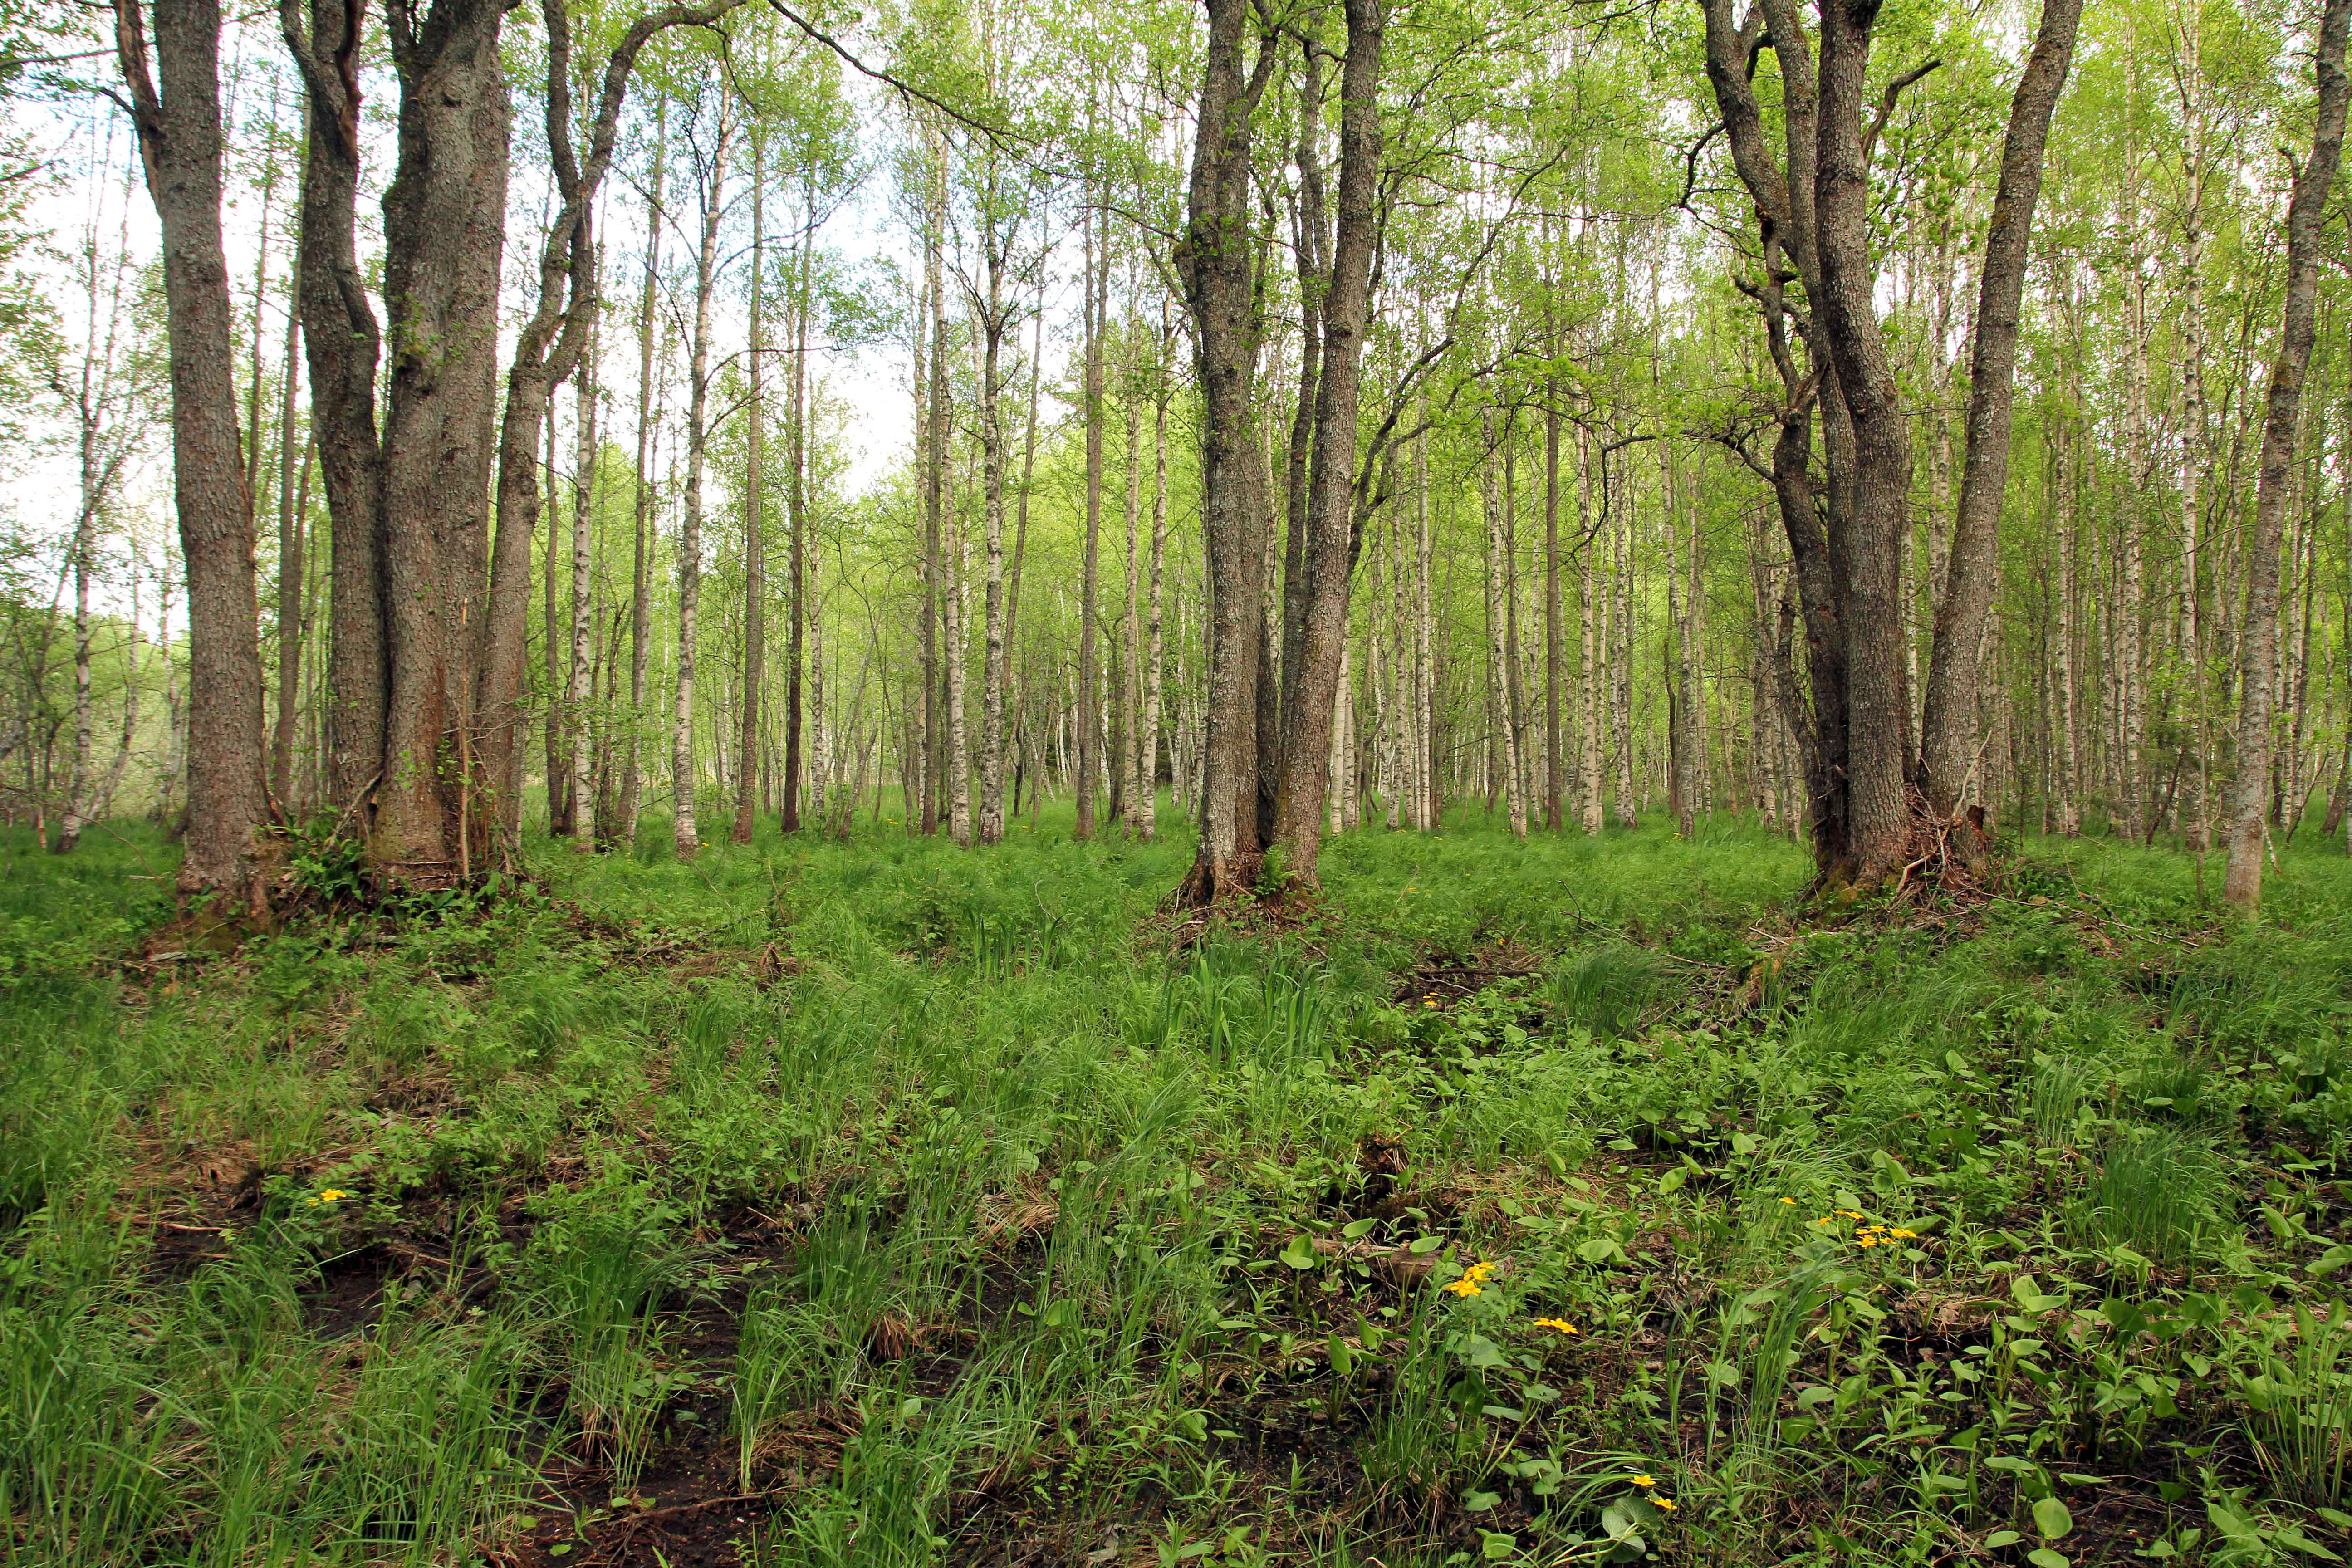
[5,804,2352,1567]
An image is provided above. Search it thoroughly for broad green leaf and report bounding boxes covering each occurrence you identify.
[2034,1496,2074,1541]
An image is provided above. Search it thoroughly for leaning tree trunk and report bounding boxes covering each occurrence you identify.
[2225,0,2352,910]
[116,0,268,905]
[1918,0,2084,855]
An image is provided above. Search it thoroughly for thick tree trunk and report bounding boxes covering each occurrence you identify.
[1918,0,2083,850]
[2225,0,2351,910]
[1175,0,1278,901]
[1269,0,1381,880]
[118,0,268,904]
[1811,0,1912,883]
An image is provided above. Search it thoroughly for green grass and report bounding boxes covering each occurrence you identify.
[4,805,2352,1565]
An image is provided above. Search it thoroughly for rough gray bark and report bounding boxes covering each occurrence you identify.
[1918,0,2083,842]
[1269,0,1382,881]
[1793,0,1914,882]
[362,0,513,880]
[2225,0,2351,910]
[1175,0,1279,902]
[117,0,269,904]
[273,123,353,851]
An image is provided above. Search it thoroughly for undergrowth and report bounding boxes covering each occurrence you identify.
[4,804,2352,1567]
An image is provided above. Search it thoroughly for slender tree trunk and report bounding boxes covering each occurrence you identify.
[945,462,970,844]
[1078,190,1106,840]
[2226,0,2351,909]
[285,0,384,820]
[568,311,600,848]
[735,135,766,845]
[784,170,813,833]
[1482,416,1526,840]
[921,127,946,835]
[616,103,663,846]
[977,161,1011,845]
[674,109,732,859]
[269,255,305,812]
[1543,386,1563,832]
[1140,360,1169,841]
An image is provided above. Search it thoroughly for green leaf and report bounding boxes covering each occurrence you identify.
[1480,1529,1519,1562]
[1408,1234,1445,1254]
[2034,1496,2074,1541]
[2208,1503,2261,1544]
[2278,1529,2343,1560]
[1985,1532,2023,1548]
[2028,1551,2070,1568]
[1328,1337,1355,1378]
[1462,1490,1500,1513]
[1576,1237,1621,1264]
[2309,1246,2352,1278]
[1279,1235,1318,1270]
[1342,1217,1379,1240]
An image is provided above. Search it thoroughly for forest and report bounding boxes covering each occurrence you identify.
[5,0,2352,1559]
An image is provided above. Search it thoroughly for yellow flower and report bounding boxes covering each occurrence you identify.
[1890,1228,1917,1239]
[1653,1497,1677,1513]
[315,1189,347,1204]
[1779,1196,1796,1205]
[1443,1278,1483,1297]
[1533,1317,1578,1335]
[1857,1238,1877,1249]
[1631,1474,1655,1487]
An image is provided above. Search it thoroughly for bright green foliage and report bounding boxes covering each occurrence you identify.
[5,815,2352,1562]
